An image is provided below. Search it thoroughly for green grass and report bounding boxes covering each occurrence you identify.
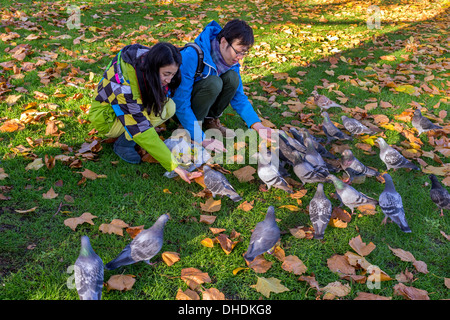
[0,0,449,300]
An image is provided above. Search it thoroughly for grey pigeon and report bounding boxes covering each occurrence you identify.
[312,90,342,110]
[277,131,305,165]
[341,149,379,183]
[379,173,411,233]
[309,183,333,239]
[429,174,450,216]
[341,116,374,135]
[292,150,330,185]
[105,214,169,270]
[328,174,378,214]
[244,206,280,262]
[290,127,337,159]
[321,112,353,144]
[203,165,242,202]
[303,136,329,177]
[412,109,442,135]
[375,137,419,171]
[74,236,104,300]
[257,148,293,194]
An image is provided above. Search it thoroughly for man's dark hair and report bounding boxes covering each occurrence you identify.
[216,19,254,47]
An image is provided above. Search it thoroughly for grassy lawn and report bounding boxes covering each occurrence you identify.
[0,0,449,300]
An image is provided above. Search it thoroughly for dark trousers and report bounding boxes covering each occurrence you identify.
[190,70,239,121]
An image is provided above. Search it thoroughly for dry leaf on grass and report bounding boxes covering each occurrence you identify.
[180,268,211,290]
[327,254,356,275]
[162,251,180,266]
[233,165,256,182]
[388,246,428,274]
[349,235,376,256]
[42,187,58,199]
[99,219,129,236]
[247,255,273,273]
[201,287,226,300]
[321,281,351,299]
[281,255,307,275]
[200,198,221,213]
[199,215,217,225]
[393,283,430,300]
[354,292,391,300]
[251,276,289,298]
[106,274,135,292]
[176,288,200,300]
[64,212,97,231]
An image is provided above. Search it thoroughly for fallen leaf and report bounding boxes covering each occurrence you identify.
[216,233,239,255]
[354,292,391,300]
[199,215,217,225]
[106,274,136,292]
[25,158,44,171]
[200,198,221,213]
[247,255,273,273]
[238,200,254,212]
[251,276,289,298]
[42,187,58,199]
[126,225,144,239]
[176,288,200,300]
[99,219,129,236]
[281,255,307,275]
[201,287,226,300]
[162,251,180,266]
[64,212,97,231]
[200,237,216,248]
[233,165,256,182]
[180,268,211,290]
[321,281,351,298]
[349,235,376,256]
[393,283,430,300]
[279,204,300,211]
[327,254,356,275]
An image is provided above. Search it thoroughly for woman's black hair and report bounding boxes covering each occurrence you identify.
[139,42,182,118]
[216,19,254,47]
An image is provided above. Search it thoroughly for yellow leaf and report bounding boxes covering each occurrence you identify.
[279,205,300,211]
[251,276,289,298]
[161,251,181,266]
[232,267,249,275]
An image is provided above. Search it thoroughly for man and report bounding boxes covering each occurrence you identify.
[173,19,273,152]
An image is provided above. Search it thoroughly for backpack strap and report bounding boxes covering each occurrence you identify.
[182,42,204,78]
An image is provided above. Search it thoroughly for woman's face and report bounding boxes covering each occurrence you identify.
[159,63,178,87]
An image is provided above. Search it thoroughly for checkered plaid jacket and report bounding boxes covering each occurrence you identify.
[93,44,178,171]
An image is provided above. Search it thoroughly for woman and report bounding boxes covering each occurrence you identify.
[89,42,201,184]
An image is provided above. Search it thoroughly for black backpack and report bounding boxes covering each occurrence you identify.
[181,42,204,78]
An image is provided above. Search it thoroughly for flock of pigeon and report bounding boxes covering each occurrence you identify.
[73,91,449,300]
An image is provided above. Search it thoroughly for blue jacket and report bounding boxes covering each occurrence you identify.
[172,20,261,143]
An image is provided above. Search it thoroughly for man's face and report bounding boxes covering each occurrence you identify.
[219,37,249,66]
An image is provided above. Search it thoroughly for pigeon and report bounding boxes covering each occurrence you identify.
[290,127,337,159]
[292,150,330,185]
[74,236,104,300]
[105,214,169,270]
[309,183,333,239]
[277,131,305,165]
[257,148,293,194]
[328,174,378,214]
[429,174,450,216]
[379,173,411,233]
[312,90,343,110]
[411,109,442,135]
[321,112,353,144]
[244,206,280,262]
[303,137,329,177]
[375,137,420,171]
[341,116,374,135]
[340,149,379,183]
[203,165,242,202]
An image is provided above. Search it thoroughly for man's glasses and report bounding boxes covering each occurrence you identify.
[228,42,249,58]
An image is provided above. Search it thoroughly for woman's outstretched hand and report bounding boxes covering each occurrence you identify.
[174,166,203,184]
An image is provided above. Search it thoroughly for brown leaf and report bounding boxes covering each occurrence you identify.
[64,212,97,231]
[176,288,200,300]
[238,200,254,212]
[99,219,129,236]
[388,246,416,262]
[216,233,239,255]
[200,198,221,213]
[354,292,391,300]
[327,254,356,275]
[126,225,144,239]
[233,165,256,182]
[349,235,376,256]
[180,268,211,290]
[201,287,226,300]
[0,119,25,132]
[281,255,307,275]
[161,251,180,266]
[42,187,58,199]
[393,283,430,300]
[247,255,273,273]
[106,274,135,292]
[298,275,321,293]
[199,214,217,225]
